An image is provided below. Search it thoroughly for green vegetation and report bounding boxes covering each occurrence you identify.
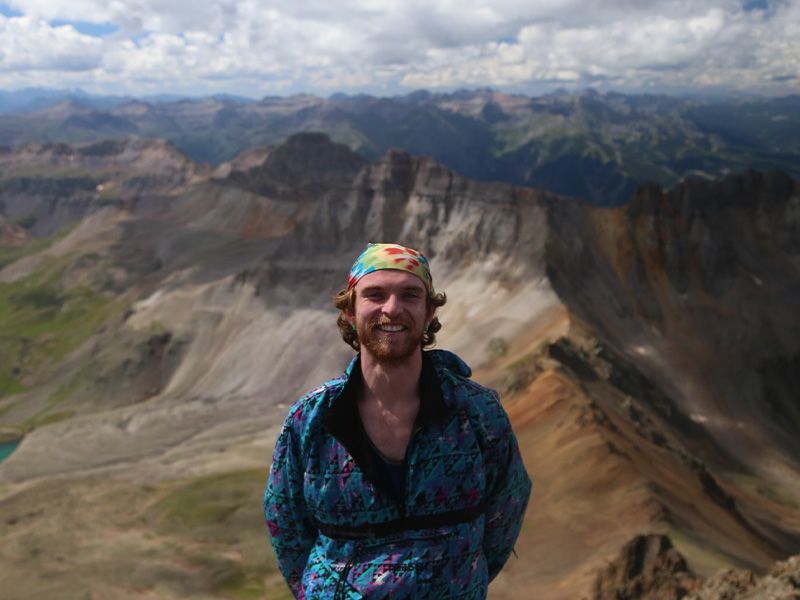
[0,253,124,399]
[21,370,89,428]
[32,410,76,427]
[0,426,23,443]
[493,113,570,153]
[486,337,509,359]
[501,338,551,396]
[151,470,261,534]
[668,527,738,576]
[0,236,54,270]
[14,214,37,229]
[146,469,293,599]
[0,376,28,397]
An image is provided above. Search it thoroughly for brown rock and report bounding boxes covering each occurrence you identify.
[685,568,756,599]
[591,534,702,600]
[0,215,30,245]
[651,554,800,599]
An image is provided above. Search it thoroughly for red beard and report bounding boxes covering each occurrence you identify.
[358,318,424,364]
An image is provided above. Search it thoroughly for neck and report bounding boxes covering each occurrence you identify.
[360,348,423,408]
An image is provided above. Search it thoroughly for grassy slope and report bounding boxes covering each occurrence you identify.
[0,246,125,425]
[147,470,292,599]
[0,468,291,599]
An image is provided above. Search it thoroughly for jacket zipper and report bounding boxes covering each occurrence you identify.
[399,424,423,518]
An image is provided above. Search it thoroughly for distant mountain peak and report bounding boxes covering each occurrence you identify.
[227,132,367,197]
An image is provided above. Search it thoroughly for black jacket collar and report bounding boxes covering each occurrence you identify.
[321,351,449,497]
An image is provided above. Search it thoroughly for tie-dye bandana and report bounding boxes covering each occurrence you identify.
[347,243,434,293]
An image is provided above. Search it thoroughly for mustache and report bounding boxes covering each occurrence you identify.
[367,318,411,329]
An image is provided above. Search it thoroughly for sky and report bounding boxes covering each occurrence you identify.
[0,0,798,98]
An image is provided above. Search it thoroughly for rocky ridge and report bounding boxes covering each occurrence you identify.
[0,138,207,236]
[0,133,798,598]
[1,90,799,204]
[591,534,800,600]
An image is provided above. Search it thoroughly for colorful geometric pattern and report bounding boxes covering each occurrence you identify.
[264,350,532,598]
[347,243,435,294]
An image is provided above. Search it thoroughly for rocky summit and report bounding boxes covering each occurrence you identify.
[0,133,798,599]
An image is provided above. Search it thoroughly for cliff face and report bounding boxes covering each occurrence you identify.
[0,133,798,599]
[0,139,206,235]
[546,171,800,477]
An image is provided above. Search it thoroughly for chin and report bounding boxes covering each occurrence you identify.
[360,331,423,363]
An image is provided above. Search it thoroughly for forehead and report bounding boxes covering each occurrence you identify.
[354,269,426,293]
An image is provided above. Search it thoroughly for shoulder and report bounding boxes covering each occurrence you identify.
[428,350,512,443]
[278,371,347,447]
[428,349,497,401]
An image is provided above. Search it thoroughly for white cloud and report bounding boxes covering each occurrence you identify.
[0,15,103,72]
[1,0,799,95]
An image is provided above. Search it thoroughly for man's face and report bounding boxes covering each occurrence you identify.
[350,269,432,363]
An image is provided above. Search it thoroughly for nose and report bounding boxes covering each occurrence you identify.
[381,293,403,317]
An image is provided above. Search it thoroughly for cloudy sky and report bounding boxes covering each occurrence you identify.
[0,0,798,98]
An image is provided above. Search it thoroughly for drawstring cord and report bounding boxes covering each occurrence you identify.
[334,542,361,600]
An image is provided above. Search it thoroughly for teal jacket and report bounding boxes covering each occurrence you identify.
[264,350,532,599]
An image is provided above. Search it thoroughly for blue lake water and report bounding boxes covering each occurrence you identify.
[0,438,20,463]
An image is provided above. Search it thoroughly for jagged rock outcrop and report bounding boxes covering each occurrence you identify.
[591,535,701,599]
[689,569,758,600]
[691,555,800,599]
[592,536,800,599]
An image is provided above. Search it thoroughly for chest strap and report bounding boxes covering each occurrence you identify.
[315,502,486,541]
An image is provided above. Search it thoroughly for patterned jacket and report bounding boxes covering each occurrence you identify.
[264,349,532,599]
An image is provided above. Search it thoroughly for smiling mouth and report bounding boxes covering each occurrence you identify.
[375,323,407,333]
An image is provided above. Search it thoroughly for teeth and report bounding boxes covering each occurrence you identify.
[378,325,404,332]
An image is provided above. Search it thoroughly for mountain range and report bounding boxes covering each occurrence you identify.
[1,89,799,205]
[0,131,798,598]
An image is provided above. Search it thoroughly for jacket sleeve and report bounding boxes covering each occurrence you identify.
[480,390,533,582]
[264,412,317,597]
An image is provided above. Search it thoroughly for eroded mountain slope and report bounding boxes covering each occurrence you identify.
[0,134,798,599]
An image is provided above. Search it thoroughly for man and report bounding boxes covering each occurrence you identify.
[264,243,532,599]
